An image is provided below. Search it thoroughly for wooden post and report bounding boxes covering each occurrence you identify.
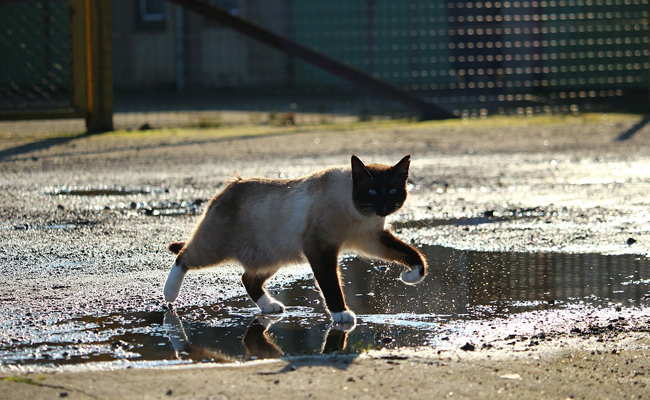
[70,0,87,119]
[83,0,113,132]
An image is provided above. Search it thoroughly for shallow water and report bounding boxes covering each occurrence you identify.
[45,186,166,196]
[44,185,204,217]
[2,245,649,369]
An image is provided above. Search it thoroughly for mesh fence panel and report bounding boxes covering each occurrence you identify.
[1,1,647,129]
[112,0,648,129]
[0,0,74,113]
[283,0,650,113]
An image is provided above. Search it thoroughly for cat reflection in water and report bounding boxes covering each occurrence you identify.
[164,313,351,362]
[164,155,427,323]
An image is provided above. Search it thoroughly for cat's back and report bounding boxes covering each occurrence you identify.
[226,167,351,265]
[207,166,353,241]
[219,166,351,207]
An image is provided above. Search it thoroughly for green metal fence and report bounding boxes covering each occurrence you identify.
[0,0,74,113]
[0,0,648,131]
[293,0,648,93]
[293,1,454,89]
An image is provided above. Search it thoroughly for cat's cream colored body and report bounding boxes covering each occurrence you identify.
[180,166,386,273]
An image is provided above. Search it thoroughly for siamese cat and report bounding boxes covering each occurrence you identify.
[164,155,427,323]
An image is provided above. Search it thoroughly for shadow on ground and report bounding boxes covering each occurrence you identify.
[615,116,650,141]
[0,132,91,160]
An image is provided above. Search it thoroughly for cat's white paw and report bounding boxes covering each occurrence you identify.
[400,265,425,285]
[331,310,356,323]
[256,293,286,314]
[164,261,187,303]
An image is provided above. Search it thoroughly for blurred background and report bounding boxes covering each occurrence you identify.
[0,0,648,132]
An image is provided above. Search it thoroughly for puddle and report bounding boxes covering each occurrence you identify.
[13,223,77,231]
[2,246,649,369]
[46,186,167,196]
[12,220,97,231]
[135,200,204,217]
[392,208,546,230]
[93,199,206,217]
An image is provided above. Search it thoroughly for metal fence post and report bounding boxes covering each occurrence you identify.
[167,0,455,120]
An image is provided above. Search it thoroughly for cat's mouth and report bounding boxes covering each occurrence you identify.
[375,207,394,217]
[355,204,398,218]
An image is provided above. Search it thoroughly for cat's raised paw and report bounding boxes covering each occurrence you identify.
[256,293,286,314]
[400,265,425,285]
[331,310,356,323]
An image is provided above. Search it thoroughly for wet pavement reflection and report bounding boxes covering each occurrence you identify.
[2,245,649,369]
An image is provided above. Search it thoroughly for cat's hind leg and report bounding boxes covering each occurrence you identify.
[164,257,187,304]
[242,271,285,314]
[163,237,230,304]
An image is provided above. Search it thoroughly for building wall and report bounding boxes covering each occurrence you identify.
[112,0,178,91]
[184,9,249,88]
[112,0,293,91]
[243,0,294,88]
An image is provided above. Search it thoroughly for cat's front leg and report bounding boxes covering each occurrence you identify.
[304,240,356,323]
[378,230,427,285]
[242,272,285,314]
[256,293,285,313]
[330,310,356,323]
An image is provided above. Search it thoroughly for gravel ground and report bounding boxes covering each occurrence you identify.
[1,114,650,398]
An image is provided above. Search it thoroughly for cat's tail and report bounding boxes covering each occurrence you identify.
[168,241,186,254]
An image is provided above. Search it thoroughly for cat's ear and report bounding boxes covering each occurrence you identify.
[393,155,410,180]
[351,155,372,183]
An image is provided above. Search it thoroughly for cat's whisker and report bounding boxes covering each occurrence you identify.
[358,207,376,217]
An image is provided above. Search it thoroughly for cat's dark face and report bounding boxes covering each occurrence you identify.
[351,155,410,217]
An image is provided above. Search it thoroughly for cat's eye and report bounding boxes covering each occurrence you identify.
[388,189,397,194]
[368,189,378,195]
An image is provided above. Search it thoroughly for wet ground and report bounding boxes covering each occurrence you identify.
[1,115,650,376]
[2,245,650,369]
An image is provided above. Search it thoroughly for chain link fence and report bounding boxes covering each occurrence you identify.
[112,0,648,129]
[0,0,75,115]
[0,0,648,131]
